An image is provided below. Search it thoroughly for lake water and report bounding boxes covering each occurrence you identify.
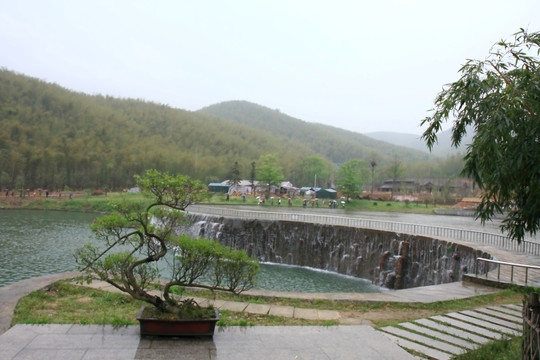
[0,210,380,293]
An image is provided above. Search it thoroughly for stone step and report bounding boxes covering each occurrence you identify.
[477,307,522,323]
[430,315,502,339]
[459,309,522,329]
[380,332,453,360]
[380,326,465,355]
[446,312,521,336]
[504,303,523,312]
[487,305,522,319]
[414,318,491,344]
[379,306,523,359]
[399,322,478,350]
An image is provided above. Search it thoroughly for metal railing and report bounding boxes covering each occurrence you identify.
[187,205,540,256]
[475,258,540,286]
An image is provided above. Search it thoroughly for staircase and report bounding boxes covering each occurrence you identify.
[378,303,522,359]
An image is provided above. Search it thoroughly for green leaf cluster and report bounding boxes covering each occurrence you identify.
[171,235,259,294]
[335,159,367,199]
[422,29,540,242]
[256,153,284,192]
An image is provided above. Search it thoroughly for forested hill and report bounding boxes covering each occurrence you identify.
[198,101,431,164]
[0,69,436,191]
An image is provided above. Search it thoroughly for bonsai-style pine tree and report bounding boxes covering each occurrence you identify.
[76,169,260,316]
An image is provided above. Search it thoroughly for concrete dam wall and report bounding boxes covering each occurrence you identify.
[181,214,492,290]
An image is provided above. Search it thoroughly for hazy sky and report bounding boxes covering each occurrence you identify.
[2,1,539,134]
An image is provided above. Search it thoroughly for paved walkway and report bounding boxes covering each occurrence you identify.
[0,271,513,360]
[1,324,412,360]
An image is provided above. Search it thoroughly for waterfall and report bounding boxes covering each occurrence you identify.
[178,213,492,290]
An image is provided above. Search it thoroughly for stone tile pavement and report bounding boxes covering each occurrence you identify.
[0,324,413,360]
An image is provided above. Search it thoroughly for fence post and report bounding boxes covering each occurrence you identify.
[523,293,540,359]
[510,265,514,283]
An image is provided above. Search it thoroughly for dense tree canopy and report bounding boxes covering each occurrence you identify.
[387,156,404,199]
[0,69,465,192]
[336,159,367,200]
[421,29,540,242]
[256,154,284,194]
[297,156,334,189]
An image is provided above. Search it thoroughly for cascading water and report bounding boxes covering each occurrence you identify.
[181,213,491,290]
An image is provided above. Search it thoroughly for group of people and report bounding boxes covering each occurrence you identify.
[256,195,285,206]
[3,189,73,199]
[301,198,342,208]
[226,192,343,208]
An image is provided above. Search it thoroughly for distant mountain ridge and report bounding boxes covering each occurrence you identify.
[198,100,433,164]
[364,128,473,157]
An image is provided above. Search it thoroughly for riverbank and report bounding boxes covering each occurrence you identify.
[0,190,450,215]
[0,192,142,213]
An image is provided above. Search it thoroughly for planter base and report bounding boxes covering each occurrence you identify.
[136,307,219,337]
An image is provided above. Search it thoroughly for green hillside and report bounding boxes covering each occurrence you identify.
[0,70,456,191]
[198,101,432,164]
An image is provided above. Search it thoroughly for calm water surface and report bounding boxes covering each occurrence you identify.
[0,210,98,287]
[0,210,380,293]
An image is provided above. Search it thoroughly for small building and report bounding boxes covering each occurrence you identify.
[208,182,230,193]
[227,180,257,194]
[380,178,473,196]
[279,181,298,195]
[300,187,320,198]
[316,188,337,199]
[380,178,417,193]
[418,178,473,195]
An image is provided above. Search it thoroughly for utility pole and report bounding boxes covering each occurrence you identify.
[370,160,377,197]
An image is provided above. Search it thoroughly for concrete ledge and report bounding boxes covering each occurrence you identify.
[244,303,270,315]
[268,305,294,317]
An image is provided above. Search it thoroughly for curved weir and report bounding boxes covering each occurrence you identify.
[180,214,492,290]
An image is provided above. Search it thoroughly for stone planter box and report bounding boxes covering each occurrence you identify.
[136,307,219,337]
